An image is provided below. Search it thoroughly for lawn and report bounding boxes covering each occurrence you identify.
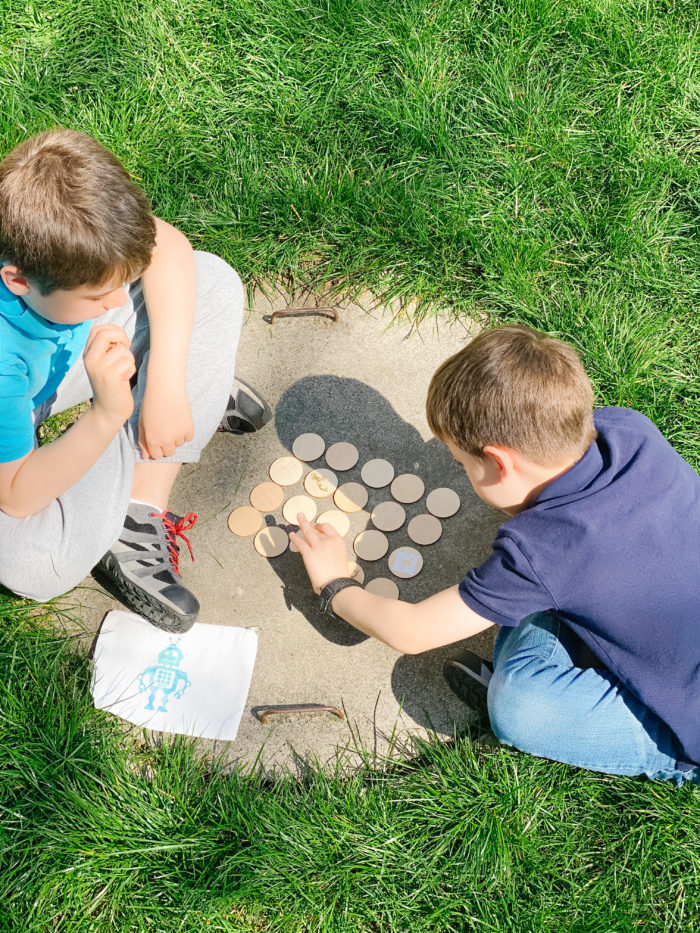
[1,0,699,929]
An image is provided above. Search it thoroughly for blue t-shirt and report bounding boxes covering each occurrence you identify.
[460,407,700,765]
[0,280,92,462]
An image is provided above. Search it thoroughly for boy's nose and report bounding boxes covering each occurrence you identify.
[103,286,128,310]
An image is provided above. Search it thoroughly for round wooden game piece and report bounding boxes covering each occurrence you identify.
[407,513,443,546]
[249,481,284,513]
[316,510,351,537]
[391,473,425,504]
[371,500,406,533]
[254,525,289,558]
[348,561,365,584]
[292,432,325,462]
[269,456,304,486]
[361,458,395,488]
[282,495,318,525]
[325,441,359,471]
[228,506,263,537]
[366,577,400,599]
[304,468,338,499]
[353,529,389,562]
[388,546,424,579]
[334,482,369,513]
[426,487,461,518]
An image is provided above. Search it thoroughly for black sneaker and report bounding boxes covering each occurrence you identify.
[96,503,200,633]
[218,377,272,434]
[443,649,494,719]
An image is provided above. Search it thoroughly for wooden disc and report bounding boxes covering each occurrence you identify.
[249,481,284,512]
[316,510,351,537]
[388,546,424,579]
[361,458,395,488]
[292,432,325,461]
[348,561,365,584]
[426,487,461,518]
[407,513,443,546]
[353,529,389,561]
[371,500,406,532]
[334,482,369,513]
[304,468,338,498]
[282,495,318,525]
[228,506,263,537]
[254,525,289,557]
[269,456,304,486]
[325,442,359,471]
[391,473,425,504]
[366,577,400,599]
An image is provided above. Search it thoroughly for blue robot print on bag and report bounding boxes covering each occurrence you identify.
[138,640,191,713]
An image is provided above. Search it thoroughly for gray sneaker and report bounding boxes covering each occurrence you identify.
[96,503,200,633]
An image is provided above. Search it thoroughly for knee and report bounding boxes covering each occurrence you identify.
[194,252,245,319]
[0,569,68,605]
[487,669,553,751]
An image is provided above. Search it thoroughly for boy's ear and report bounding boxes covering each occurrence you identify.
[0,265,30,296]
[482,445,515,480]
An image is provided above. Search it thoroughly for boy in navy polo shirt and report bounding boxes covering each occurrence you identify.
[292,325,700,784]
[0,130,268,632]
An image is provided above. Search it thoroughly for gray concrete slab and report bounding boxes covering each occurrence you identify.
[64,288,504,773]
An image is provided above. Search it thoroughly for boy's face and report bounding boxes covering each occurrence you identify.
[0,265,129,326]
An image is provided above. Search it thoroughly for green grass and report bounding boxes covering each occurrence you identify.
[1,605,699,932]
[1,0,699,929]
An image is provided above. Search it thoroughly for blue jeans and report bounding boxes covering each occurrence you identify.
[487,612,700,785]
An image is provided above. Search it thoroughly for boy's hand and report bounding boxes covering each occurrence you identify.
[83,324,135,425]
[290,514,351,594]
[138,382,194,460]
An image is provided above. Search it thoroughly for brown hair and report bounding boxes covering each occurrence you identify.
[0,129,156,293]
[426,324,596,466]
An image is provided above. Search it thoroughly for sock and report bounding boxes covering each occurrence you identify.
[129,498,163,512]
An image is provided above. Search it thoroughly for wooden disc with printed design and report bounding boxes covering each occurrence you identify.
[388,546,424,579]
[304,468,339,498]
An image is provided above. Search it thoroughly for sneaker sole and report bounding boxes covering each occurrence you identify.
[95,554,198,634]
[443,661,489,719]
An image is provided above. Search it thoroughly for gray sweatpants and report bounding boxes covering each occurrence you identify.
[0,251,244,602]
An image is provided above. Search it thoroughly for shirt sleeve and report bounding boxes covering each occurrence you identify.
[459,531,557,627]
[0,356,35,463]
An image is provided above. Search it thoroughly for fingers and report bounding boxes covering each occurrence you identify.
[85,324,130,353]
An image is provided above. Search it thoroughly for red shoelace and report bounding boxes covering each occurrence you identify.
[151,511,198,575]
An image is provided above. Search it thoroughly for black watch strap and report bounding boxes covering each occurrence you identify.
[319,577,363,614]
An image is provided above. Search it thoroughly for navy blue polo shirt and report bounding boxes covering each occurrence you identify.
[460,407,700,765]
[0,279,92,462]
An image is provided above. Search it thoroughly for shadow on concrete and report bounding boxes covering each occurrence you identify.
[267,375,503,727]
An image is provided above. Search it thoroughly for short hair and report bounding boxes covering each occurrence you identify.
[426,324,597,466]
[0,129,156,293]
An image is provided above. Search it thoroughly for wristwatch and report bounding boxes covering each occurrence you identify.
[318,577,363,616]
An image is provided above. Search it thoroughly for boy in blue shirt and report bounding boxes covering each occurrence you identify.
[0,129,268,632]
[292,325,700,784]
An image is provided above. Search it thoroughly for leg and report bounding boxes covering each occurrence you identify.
[487,612,699,785]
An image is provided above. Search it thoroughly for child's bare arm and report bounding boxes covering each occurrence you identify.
[137,218,196,459]
[0,325,134,518]
[291,515,494,654]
